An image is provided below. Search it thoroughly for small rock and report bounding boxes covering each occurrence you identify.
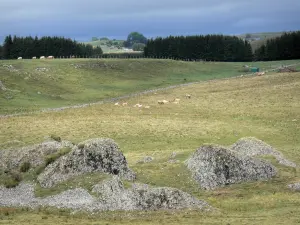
[287,183,300,191]
[169,152,177,159]
[138,156,154,163]
[0,81,6,91]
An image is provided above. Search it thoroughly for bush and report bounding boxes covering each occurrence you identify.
[20,162,31,173]
[50,134,61,142]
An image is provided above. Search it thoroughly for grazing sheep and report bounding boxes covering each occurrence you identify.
[40,56,45,59]
[134,103,143,108]
[47,56,54,59]
[158,100,169,105]
[32,56,37,59]
[185,94,191,99]
[144,106,150,109]
[122,102,128,106]
[114,102,120,106]
[256,72,265,76]
[17,57,22,60]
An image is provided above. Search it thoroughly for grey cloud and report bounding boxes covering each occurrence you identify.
[0,0,299,42]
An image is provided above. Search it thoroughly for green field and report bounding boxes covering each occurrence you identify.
[0,59,300,224]
[1,59,299,115]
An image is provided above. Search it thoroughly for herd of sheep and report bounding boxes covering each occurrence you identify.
[17,56,54,60]
[114,94,192,109]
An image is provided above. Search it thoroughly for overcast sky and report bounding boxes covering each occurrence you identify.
[0,0,299,42]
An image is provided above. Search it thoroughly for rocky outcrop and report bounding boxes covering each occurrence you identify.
[230,137,296,167]
[0,178,211,212]
[186,144,277,190]
[0,141,74,170]
[38,138,136,188]
[92,176,210,211]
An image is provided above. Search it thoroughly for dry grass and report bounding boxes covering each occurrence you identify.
[0,71,300,224]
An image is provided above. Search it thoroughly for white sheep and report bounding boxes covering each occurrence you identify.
[158,100,169,104]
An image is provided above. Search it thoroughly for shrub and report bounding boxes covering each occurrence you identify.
[50,134,61,142]
[20,162,31,173]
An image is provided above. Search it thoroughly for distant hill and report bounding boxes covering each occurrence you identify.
[83,39,129,53]
[237,32,286,51]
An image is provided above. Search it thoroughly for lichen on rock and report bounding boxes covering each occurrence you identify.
[185,144,277,190]
[38,138,136,188]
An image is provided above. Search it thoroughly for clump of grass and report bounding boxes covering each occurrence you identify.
[33,147,73,176]
[50,134,61,142]
[78,143,85,149]
[3,170,23,188]
[45,147,72,166]
[20,161,31,173]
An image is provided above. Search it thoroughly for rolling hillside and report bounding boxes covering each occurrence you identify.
[1,67,300,224]
[1,59,299,115]
[237,32,286,51]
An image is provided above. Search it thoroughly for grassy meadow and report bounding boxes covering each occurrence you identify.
[0,57,300,224]
[1,58,299,115]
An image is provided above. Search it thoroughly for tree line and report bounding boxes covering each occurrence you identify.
[144,35,253,62]
[0,35,103,59]
[254,31,300,61]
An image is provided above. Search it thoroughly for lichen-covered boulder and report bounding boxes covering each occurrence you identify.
[185,145,277,190]
[0,141,74,170]
[92,176,210,211]
[38,138,136,188]
[230,137,296,167]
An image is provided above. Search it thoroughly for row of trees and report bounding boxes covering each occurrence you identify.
[144,35,253,61]
[1,35,103,59]
[254,31,300,61]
